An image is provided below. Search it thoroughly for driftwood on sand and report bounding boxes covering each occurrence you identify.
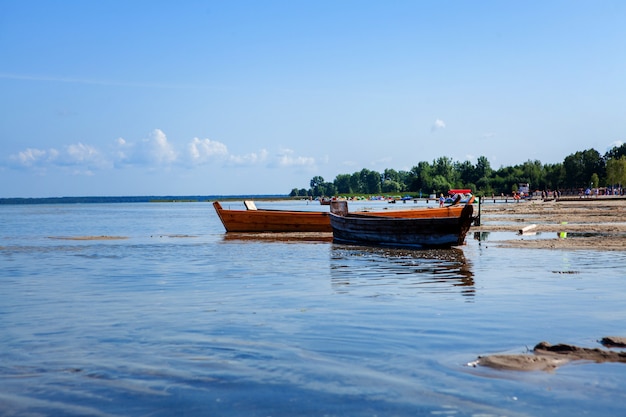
[469,337,626,372]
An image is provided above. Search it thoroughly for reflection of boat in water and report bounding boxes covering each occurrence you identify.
[330,245,475,297]
[220,232,333,244]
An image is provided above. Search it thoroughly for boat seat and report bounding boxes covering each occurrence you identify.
[244,201,257,210]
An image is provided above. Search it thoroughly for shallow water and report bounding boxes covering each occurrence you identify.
[1,200,626,416]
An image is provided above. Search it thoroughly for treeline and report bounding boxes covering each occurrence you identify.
[290,144,626,198]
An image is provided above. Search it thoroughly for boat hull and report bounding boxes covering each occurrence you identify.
[213,201,332,233]
[330,203,474,248]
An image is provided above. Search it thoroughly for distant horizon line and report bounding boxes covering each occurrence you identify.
[0,194,290,205]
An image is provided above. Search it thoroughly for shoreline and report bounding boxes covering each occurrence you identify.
[473,198,626,251]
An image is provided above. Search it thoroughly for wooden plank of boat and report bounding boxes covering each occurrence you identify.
[359,196,474,219]
[329,200,474,249]
[213,201,332,233]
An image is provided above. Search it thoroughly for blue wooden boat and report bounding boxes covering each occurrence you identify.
[329,200,474,248]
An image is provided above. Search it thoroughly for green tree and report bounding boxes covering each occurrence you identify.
[456,156,492,193]
[431,175,451,194]
[455,160,475,184]
[323,182,337,197]
[606,156,626,187]
[397,170,411,190]
[363,170,382,194]
[520,160,544,190]
[294,147,624,198]
[475,156,492,180]
[310,176,326,196]
[432,156,456,184]
[382,179,402,193]
[349,172,362,193]
[408,161,432,192]
[475,178,491,196]
[491,165,524,195]
[334,174,352,194]
[382,168,404,193]
[383,168,398,182]
[590,173,599,189]
[563,149,604,188]
[544,163,565,190]
[605,143,626,160]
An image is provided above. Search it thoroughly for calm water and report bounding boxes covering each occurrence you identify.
[1,200,626,416]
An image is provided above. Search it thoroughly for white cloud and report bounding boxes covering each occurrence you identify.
[7,129,180,172]
[70,168,95,176]
[431,119,446,132]
[8,143,108,171]
[10,148,53,167]
[61,142,112,170]
[188,137,229,163]
[187,137,268,166]
[118,129,178,166]
[114,137,131,162]
[275,148,315,168]
[371,156,392,166]
[6,129,322,178]
[146,129,177,164]
[66,142,99,163]
[228,149,269,165]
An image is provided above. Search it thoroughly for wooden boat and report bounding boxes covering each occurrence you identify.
[329,200,474,248]
[213,201,332,232]
[213,198,474,233]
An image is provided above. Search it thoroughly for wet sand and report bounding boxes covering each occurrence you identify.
[470,337,626,372]
[474,198,626,251]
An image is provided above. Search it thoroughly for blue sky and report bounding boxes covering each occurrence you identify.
[1,0,625,197]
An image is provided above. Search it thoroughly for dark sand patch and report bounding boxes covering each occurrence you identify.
[48,236,128,240]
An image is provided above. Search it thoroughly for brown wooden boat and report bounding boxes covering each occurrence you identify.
[328,198,475,249]
[213,201,332,232]
[213,198,475,233]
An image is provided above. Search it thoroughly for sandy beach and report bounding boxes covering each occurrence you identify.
[474,197,626,251]
[470,337,626,372]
